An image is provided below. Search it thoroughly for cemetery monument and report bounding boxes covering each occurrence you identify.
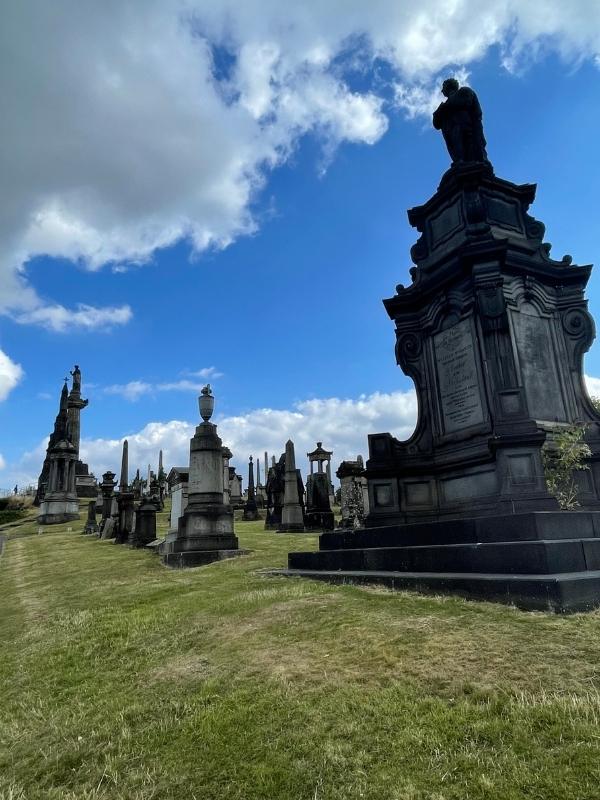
[284,80,600,612]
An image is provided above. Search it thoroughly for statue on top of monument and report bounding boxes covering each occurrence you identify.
[70,364,82,393]
[432,78,489,166]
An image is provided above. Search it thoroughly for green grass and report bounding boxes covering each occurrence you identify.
[2,509,600,799]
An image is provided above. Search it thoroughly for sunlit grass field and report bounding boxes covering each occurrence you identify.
[2,504,600,799]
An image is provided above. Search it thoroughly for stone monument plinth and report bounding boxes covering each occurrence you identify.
[38,382,80,525]
[284,153,600,611]
[160,386,247,568]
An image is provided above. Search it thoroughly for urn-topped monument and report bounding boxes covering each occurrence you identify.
[284,81,600,612]
[160,386,247,567]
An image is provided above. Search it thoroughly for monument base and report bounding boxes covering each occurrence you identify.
[277,523,305,533]
[38,499,80,525]
[282,512,600,612]
[159,502,246,568]
[304,511,335,532]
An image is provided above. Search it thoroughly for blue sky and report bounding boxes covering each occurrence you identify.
[2,2,600,488]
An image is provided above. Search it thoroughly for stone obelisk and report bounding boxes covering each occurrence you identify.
[119,439,129,492]
[115,439,135,544]
[279,439,305,532]
[243,456,261,520]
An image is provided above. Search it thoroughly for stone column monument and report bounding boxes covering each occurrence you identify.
[278,440,305,532]
[160,386,246,567]
[98,470,117,538]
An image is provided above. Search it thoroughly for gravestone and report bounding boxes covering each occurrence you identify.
[168,467,189,532]
[130,498,156,548]
[283,84,600,612]
[264,454,285,530]
[159,386,247,567]
[337,455,369,529]
[278,440,305,532]
[83,500,99,534]
[98,470,117,537]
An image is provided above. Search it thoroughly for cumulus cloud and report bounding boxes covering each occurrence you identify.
[184,366,224,380]
[0,348,23,402]
[585,374,600,398]
[12,303,132,332]
[0,453,6,471]
[104,371,223,401]
[10,374,600,487]
[2,1,600,323]
[11,388,418,486]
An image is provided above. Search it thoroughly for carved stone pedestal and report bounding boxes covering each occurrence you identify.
[285,163,600,611]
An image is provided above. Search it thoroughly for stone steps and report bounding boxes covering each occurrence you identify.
[281,512,600,612]
[272,568,600,613]
[290,538,600,576]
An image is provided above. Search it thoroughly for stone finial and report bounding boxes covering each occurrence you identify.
[199,384,214,422]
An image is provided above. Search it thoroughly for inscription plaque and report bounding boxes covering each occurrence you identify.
[512,310,566,422]
[434,319,485,433]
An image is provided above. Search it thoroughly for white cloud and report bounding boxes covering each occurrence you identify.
[11,388,418,486]
[0,453,6,471]
[12,303,132,333]
[90,389,418,481]
[394,68,471,120]
[104,372,223,401]
[0,348,23,402]
[585,374,600,398]
[10,374,600,487]
[185,367,224,380]
[2,2,600,323]
[104,381,154,403]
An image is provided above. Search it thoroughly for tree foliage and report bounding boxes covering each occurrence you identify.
[542,425,591,510]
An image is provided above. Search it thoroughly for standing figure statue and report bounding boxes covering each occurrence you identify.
[433,78,489,165]
[70,364,82,393]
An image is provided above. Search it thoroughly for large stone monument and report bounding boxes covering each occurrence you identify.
[284,82,600,612]
[305,443,335,531]
[160,386,246,567]
[35,366,96,506]
[37,381,80,524]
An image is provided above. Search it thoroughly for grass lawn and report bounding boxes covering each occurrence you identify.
[2,507,600,799]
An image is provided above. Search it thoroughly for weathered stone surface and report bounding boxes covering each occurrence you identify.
[38,382,80,525]
[282,151,600,611]
[364,162,600,526]
[160,387,243,568]
[278,440,304,532]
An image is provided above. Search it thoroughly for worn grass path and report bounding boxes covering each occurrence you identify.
[2,512,600,799]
